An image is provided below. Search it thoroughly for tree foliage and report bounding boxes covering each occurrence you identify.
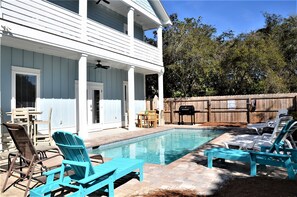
[146,13,297,98]
[163,14,220,97]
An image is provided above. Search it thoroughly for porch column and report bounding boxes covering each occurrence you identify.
[78,54,88,138]
[0,34,2,140]
[79,0,87,41]
[158,70,164,126]
[128,66,136,131]
[157,25,163,63]
[127,7,134,55]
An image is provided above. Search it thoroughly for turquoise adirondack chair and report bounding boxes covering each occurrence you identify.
[30,131,144,196]
[204,120,297,180]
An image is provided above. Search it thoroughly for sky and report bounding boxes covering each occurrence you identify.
[158,0,297,36]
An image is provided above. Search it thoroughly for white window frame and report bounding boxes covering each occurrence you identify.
[11,66,41,110]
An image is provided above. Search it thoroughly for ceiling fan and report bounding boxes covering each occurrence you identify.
[96,0,110,4]
[95,60,110,69]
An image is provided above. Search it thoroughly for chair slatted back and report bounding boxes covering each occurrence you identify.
[147,110,157,121]
[12,108,30,123]
[52,131,95,179]
[269,116,293,142]
[3,123,38,161]
[269,119,297,153]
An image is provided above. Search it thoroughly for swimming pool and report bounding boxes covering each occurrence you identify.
[89,128,224,165]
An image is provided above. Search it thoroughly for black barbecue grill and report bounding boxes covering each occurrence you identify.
[175,105,198,125]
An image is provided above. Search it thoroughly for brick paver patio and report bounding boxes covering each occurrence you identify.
[0,125,289,196]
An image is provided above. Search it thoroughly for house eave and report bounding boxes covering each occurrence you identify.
[149,0,172,26]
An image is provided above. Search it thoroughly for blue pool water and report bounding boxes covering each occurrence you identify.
[89,128,224,165]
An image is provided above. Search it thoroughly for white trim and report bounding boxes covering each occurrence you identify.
[148,0,172,26]
[122,0,162,26]
[158,71,164,126]
[78,54,88,138]
[11,66,41,110]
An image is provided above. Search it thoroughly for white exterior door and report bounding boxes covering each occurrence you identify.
[87,82,104,130]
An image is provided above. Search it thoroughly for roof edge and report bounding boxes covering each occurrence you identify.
[149,0,172,26]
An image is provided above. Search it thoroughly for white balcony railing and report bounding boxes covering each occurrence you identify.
[134,39,161,65]
[1,0,82,40]
[86,19,130,56]
[1,0,162,65]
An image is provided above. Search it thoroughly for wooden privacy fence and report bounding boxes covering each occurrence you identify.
[147,93,297,124]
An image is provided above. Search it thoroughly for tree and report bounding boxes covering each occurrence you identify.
[163,14,220,97]
[145,13,296,98]
[273,16,297,92]
[216,32,287,95]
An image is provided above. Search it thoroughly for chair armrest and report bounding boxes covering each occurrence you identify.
[250,151,291,159]
[43,167,63,176]
[38,153,64,163]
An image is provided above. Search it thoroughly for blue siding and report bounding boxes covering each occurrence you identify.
[1,46,12,121]
[135,73,145,100]
[52,57,61,98]
[1,46,145,128]
[88,4,126,33]
[69,59,77,99]
[43,55,53,98]
[87,65,144,101]
[47,0,79,13]
[33,53,43,70]
[12,48,23,66]
[24,51,34,68]
[60,59,69,99]
[135,24,144,40]
[132,0,157,17]
[0,46,78,128]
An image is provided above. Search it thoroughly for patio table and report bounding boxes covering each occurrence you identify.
[6,109,42,138]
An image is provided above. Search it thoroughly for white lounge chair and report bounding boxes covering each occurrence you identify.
[224,116,295,150]
[247,109,288,134]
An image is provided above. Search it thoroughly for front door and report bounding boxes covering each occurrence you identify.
[87,82,103,130]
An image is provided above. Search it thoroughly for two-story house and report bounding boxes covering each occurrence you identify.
[0,0,171,138]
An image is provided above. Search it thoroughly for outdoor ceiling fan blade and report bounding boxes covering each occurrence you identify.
[96,0,110,4]
[101,65,110,69]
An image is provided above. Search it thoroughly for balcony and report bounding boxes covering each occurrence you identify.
[0,0,162,66]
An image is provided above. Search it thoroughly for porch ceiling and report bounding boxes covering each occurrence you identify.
[1,36,159,75]
[99,0,160,30]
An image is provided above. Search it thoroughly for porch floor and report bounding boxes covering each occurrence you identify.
[0,125,290,196]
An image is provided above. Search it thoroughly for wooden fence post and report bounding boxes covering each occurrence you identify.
[247,98,251,123]
[208,99,211,122]
[294,96,297,111]
[170,101,173,124]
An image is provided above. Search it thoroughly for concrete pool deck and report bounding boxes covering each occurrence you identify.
[0,125,290,196]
